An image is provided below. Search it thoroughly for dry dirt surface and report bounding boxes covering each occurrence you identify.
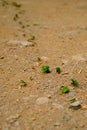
[0,0,87,130]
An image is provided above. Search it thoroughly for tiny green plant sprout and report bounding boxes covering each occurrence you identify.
[12,1,21,7]
[42,66,50,73]
[71,78,79,86]
[56,67,61,73]
[20,80,27,86]
[27,35,35,41]
[60,86,70,93]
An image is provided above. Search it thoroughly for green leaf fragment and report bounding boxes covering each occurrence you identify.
[20,80,27,86]
[28,35,35,41]
[42,66,50,73]
[71,78,79,86]
[60,86,70,93]
[56,67,61,73]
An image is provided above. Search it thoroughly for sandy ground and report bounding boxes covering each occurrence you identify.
[0,0,87,130]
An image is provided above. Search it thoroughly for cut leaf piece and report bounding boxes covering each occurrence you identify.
[60,86,70,93]
[42,66,50,73]
[71,78,79,86]
[56,67,61,73]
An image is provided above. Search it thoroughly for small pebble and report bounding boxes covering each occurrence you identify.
[0,56,4,59]
[47,95,52,99]
[69,101,81,110]
[31,117,36,121]
[16,99,20,102]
